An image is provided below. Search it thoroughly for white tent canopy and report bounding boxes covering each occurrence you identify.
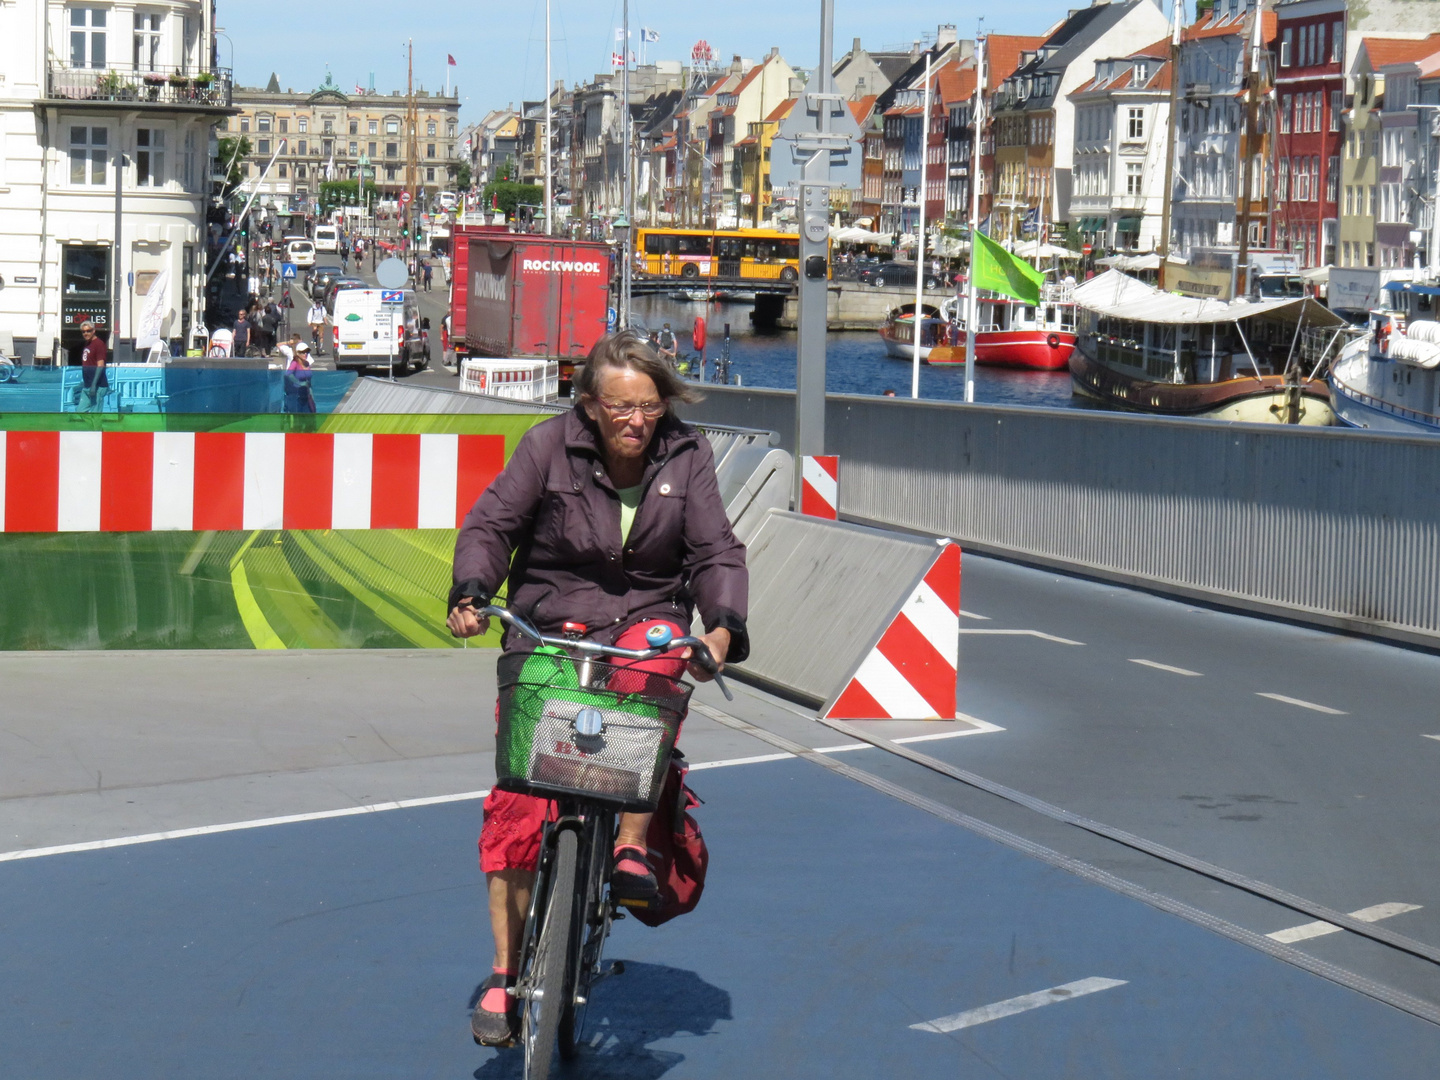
[1012,239,1082,260]
[1072,269,1345,327]
[833,226,892,245]
[1099,252,1162,271]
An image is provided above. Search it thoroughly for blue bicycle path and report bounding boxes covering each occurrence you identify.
[3,755,1437,1079]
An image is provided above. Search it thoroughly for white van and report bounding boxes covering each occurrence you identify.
[285,238,315,269]
[437,191,458,212]
[331,289,430,373]
[313,225,340,253]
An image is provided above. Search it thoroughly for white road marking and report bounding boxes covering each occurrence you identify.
[1128,658,1202,677]
[959,610,990,621]
[1267,902,1422,944]
[959,629,1084,646]
[911,977,1128,1033]
[0,719,1006,863]
[1256,692,1347,716]
[1423,735,1440,743]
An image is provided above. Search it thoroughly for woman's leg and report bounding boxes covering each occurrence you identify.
[486,868,533,970]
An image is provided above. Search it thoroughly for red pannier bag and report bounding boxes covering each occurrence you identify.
[627,750,708,928]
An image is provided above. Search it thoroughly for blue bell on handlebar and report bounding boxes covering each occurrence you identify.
[645,624,674,648]
[573,707,605,738]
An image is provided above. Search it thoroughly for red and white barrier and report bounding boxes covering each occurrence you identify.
[800,455,839,520]
[0,431,505,533]
[824,540,960,720]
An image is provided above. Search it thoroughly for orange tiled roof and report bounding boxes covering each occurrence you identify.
[1363,33,1440,70]
[1134,36,1174,58]
[848,94,879,123]
[985,35,1046,90]
[936,61,977,104]
[765,97,798,123]
[1183,10,1275,42]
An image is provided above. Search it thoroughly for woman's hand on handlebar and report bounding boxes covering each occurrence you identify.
[447,599,489,638]
[685,627,730,683]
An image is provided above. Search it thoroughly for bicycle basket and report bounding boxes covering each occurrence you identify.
[495,648,693,812]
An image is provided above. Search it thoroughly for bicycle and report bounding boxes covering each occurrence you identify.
[479,604,730,1079]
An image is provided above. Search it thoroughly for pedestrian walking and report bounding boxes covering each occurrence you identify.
[422,259,433,292]
[74,321,108,411]
[233,308,252,356]
[283,341,317,415]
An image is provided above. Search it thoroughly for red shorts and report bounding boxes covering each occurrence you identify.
[479,619,689,874]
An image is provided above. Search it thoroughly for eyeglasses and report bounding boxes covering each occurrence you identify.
[594,397,666,420]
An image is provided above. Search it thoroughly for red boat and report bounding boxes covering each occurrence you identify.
[925,284,1078,371]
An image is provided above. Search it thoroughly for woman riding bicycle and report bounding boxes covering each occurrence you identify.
[447,329,749,1046]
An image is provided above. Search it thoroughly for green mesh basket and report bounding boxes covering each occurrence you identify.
[495,647,692,811]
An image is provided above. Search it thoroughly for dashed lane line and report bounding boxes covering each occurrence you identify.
[1256,692,1348,716]
[1268,903,1423,944]
[959,610,990,621]
[910,977,1128,1033]
[689,725,1005,773]
[959,629,1085,646]
[1128,658,1203,677]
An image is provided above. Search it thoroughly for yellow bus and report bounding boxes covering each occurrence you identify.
[635,227,816,283]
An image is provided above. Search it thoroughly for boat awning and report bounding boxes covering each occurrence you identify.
[1114,215,1143,233]
[1388,280,1440,296]
[1072,268,1347,327]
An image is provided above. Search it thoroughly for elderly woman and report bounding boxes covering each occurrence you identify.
[447,330,749,1045]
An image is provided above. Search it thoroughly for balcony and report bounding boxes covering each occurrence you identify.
[45,63,233,112]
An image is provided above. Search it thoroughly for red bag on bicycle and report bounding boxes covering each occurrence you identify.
[628,751,708,928]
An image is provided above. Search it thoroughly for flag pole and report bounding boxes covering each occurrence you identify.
[910,50,932,400]
[965,35,986,404]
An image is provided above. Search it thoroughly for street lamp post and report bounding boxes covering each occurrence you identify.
[613,210,631,328]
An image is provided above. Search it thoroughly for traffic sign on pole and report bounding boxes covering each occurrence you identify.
[281,262,297,279]
[398,191,412,207]
[380,290,404,303]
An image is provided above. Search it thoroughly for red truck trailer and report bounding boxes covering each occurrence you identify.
[452,231,612,392]
[442,222,509,369]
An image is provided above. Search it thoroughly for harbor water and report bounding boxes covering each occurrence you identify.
[632,295,1077,409]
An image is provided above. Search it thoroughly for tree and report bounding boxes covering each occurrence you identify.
[482,179,542,221]
[217,135,250,197]
[318,179,378,212]
[453,161,472,190]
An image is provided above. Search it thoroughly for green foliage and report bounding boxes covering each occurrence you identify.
[497,158,517,182]
[217,135,250,197]
[454,161,472,189]
[318,179,379,211]
[482,180,542,221]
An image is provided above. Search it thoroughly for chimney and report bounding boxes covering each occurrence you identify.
[853,37,862,55]
[936,24,958,50]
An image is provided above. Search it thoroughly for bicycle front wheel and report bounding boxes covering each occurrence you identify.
[524,827,579,1080]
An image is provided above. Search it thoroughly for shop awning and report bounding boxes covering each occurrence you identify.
[1114,215,1142,233]
[1078,217,1107,232]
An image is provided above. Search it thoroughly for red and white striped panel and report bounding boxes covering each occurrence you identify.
[800,455,839,520]
[0,431,505,533]
[824,540,961,720]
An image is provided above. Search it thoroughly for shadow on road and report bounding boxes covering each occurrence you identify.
[472,961,731,1079]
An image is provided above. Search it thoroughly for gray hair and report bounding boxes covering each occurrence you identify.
[574,330,703,406]
[79,321,95,332]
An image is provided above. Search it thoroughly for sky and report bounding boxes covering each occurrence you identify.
[222,0,1094,124]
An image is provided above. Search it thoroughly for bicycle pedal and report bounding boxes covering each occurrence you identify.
[615,895,656,910]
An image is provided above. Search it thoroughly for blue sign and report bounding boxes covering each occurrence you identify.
[281,262,297,279]
[607,306,618,329]
[380,290,404,303]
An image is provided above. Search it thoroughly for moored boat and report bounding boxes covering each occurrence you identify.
[927,282,1078,370]
[1067,269,1345,425]
[1328,310,1440,433]
[878,304,945,360]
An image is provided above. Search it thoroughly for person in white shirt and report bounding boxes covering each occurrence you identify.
[306,300,326,353]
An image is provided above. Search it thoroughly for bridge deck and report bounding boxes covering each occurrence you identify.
[3,552,1438,1077]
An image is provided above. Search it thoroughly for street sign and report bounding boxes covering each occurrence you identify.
[380,290,404,303]
[280,262,297,279]
[770,91,863,193]
[399,191,412,207]
[375,257,408,289]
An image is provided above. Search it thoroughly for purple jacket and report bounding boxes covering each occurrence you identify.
[451,406,750,661]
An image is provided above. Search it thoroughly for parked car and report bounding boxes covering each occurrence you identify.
[858,262,941,290]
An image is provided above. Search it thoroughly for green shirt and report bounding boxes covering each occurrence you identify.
[617,484,642,543]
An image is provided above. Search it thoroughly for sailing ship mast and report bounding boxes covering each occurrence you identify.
[620,0,632,327]
[911,50,933,399]
[964,35,987,403]
[1158,0,1181,289]
[1235,0,1265,297]
[543,0,552,235]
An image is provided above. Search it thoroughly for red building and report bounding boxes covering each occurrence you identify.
[1271,0,1348,268]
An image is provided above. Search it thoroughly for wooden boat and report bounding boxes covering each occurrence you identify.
[927,283,1077,371]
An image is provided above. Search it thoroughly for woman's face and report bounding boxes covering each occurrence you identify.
[583,365,663,465]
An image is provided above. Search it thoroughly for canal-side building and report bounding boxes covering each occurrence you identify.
[228,74,460,206]
[0,0,233,362]
[1372,36,1440,269]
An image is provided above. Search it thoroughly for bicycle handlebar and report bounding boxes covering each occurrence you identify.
[479,605,732,701]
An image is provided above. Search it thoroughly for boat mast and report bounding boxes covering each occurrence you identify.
[543,0,552,235]
[1158,0,1181,289]
[965,35,986,403]
[1235,0,1264,298]
[620,0,632,328]
[911,49,932,399]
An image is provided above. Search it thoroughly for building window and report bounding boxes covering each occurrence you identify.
[427,121,436,136]
[1326,156,1338,204]
[1277,158,1288,200]
[182,129,196,190]
[296,139,306,154]
[1126,162,1142,195]
[1369,185,1376,216]
[1281,28,1292,67]
[322,119,333,135]
[349,141,357,156]
[386,119,399,134]
[1127,108,1144,140]
[447,122,456,138]
[1281,95,1291,133]
[386,142,398,158]
[240,117,249,133]
[136,127,165,187]
[426,166,435,181]
[298,117,308,133]
[1366,242,1374,267]
[349,120,358,135]
[321,139,332,156]
[69,8,107,69]
[280,119,289,134]
[278,163,287,178]
[1330,90,1341,132]
[69,125,107,185]
[385,165,397,180]
[368,141,376,157]
[369,120,378,135]
[257,139,270,155]
[132,12,161,72]
[426,143,435,158]
[297,164,307,179]
[1332,21,1343,62]
[258,116,271,133]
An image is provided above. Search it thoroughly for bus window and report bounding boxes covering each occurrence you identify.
[677,234,713,256]
[645,233,679,255]
[778,240,799,261]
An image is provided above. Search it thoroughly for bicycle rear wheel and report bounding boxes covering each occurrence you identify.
[559,811,613,1059]
[524,826,579,1080]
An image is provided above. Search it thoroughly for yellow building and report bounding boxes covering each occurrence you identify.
[1341,42,1385,268]
[227,72,460,204]
[734,98,796,227]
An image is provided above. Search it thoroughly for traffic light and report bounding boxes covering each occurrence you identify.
[401,226,408,238]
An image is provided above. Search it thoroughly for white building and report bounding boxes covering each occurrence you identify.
[0,0,231,362]
[1068,42,1172,252]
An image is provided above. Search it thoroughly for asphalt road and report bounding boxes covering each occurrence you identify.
[3,548,1439,1076]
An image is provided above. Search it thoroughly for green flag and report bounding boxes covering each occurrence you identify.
[971,230,1046,305]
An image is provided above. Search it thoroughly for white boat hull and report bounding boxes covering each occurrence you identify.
[1329,334,1440,434]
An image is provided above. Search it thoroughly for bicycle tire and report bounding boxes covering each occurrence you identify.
[559,813,612,1058]
[524,827,579,1080]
